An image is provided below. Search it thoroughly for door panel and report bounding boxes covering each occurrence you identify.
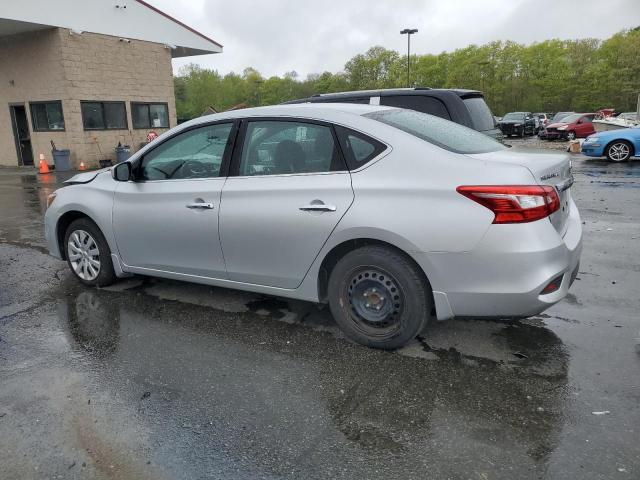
[113,179,226,277]
[112,122,234,278]
[220,173,353,288]
[220,118,353,289]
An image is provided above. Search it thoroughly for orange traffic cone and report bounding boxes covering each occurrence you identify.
[78,161,86,171]
[38,154,50,174]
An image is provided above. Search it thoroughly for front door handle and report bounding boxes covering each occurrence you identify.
[186,202,214,210]
[299,204,337,212]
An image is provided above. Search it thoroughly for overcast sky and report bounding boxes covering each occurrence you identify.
[148,0,640,78]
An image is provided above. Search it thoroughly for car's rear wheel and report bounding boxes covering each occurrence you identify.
[64,218,116,287]
[327,245,432,350]
[606,140,633,162]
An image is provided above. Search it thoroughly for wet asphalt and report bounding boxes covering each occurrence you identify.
[0,144,639,479]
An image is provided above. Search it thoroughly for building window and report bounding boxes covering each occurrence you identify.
[81,101,128,130]
[132,102,169,129]
[30,101,65,131]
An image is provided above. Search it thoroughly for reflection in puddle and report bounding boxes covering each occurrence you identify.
[57,287,570,474]
[59,291,120,357]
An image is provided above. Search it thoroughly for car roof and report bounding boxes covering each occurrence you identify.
[283,87,483,103]
[178,103,395,129]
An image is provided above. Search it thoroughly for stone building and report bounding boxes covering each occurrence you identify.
[0,0,221,168]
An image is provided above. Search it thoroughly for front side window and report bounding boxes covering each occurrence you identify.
[81,101,127,130]
[366,108,506,154]
[140,123,233,181]
[239,121,344,176]
[30,101,65,131]
[132,103,169,129]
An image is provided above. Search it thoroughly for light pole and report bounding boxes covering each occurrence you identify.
[400,28,418,87]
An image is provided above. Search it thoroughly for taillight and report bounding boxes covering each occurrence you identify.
[541,274,564,294]
[456,185,560,224]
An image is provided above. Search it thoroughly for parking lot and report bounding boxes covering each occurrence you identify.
[1,148,639,479]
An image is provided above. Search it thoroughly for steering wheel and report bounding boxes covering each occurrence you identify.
[182,160,207,178]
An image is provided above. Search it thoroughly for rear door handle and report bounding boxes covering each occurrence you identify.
[186,202,214,209]
[299,204,337,212]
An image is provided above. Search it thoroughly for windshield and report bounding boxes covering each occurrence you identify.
[557,114,581,124]
[552,112,574,122]
[503,113,525,121]
[365,109,506,154]
[462,96,496,131]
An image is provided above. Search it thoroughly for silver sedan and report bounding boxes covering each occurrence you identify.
[44,104,582,349]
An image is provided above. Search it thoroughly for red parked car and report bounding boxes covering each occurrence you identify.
[542,113,596,140]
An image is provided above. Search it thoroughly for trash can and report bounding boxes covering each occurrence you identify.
[115,144,131,164]
[52,149,71,172]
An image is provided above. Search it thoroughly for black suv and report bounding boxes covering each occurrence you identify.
[285,88,501,140]
[498,112,537,137]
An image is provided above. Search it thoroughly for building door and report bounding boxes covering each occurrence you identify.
[9,105,34,166]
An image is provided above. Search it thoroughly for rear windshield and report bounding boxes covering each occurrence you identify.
[462,96,496,131]
[365,109,506,154]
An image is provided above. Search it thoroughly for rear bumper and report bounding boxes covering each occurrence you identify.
[419,200,583,319]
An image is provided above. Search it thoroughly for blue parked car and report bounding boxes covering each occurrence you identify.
[582,128,640,162]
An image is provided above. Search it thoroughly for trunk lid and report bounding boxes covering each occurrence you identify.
[466,148,573,235]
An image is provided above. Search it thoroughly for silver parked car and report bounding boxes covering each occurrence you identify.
[44,104,582,349]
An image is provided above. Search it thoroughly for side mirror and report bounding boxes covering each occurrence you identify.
[112,162,132,182]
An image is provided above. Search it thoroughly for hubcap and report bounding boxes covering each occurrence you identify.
[610,143,630,161]
[347,268,403,335]
[67,230,100,281]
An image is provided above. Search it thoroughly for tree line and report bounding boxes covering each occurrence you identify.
[174,27,640,119]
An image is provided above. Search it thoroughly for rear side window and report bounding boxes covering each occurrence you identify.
[381,95,451,120]
[335,126,387,169]
[462,96,496,131]
[239,121,345,176]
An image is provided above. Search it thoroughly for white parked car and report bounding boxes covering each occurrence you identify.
[45,104,582,349]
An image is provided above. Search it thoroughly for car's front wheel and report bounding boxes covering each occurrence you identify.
[606,140,633,162]
[327,245,432,350]
[566,131,577,141]
[64,218,116,287]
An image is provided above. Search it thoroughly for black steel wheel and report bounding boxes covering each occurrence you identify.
[328,245,432,350]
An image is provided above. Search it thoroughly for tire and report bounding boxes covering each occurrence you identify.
[606,140,633,162]
[566,131,576,141]
[64,218,116,287]
[327,245,433,350]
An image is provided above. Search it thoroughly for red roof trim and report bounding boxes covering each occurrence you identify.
[134,0,223,49]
